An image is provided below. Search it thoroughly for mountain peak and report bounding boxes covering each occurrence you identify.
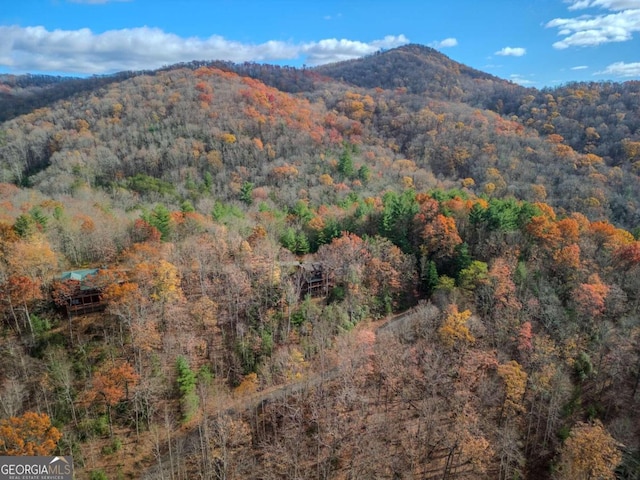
[389,43,442,56]
[314,42,520,102]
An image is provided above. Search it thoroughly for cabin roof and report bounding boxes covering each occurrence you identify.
[59,268,99,282]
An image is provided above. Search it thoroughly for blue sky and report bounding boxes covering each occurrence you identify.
[1,0,640,87]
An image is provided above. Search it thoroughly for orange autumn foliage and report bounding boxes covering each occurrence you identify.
[526,215,561,249]
[84,361,139,408]
[553,243,582,272]
[420,214,462,260]
[556,217,581,244]
[0,412,61,456]
[588,221,634,251]
[573,273,610,318]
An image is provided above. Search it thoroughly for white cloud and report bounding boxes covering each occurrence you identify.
[547,3,640,48]
[509,74,536,85]
[495,46,527,56]
[566,0,640,11]
[595,60,640,76]
[0,25,409,74]
[303,35,409,65]
[571,65,589,69]
[429,37,458,49]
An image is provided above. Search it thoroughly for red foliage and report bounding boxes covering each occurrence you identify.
[415,194,440,222]
[131,218,161,243]
[50,279,81,307]
[614,241,640,268]
[198,92,213,104]
[195,81,210,92]
[517,321,533,354]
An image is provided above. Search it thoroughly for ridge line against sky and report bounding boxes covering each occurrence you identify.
[1,0,640,87]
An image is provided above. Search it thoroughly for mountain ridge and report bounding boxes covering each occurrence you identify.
[2,45,640,229]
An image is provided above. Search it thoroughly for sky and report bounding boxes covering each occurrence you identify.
[1,0,640,88]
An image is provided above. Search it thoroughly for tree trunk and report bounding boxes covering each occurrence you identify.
[107,403,113,438]
[7,299,22,335]
[22,301,34,338]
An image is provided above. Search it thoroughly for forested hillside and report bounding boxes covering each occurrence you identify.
[0,45,639,479]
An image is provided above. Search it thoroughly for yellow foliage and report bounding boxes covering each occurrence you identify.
[111,102,123,117]
[556,421,621,480]
[6,235,57,280]
[556,143,576,158]
[461,177,475,187]
[484,182,496,195]
[285,348,307,381]
[497,360,527,416]
[235,372,258,396]
[460,431,494,474]
[137,260,183,304]
[578,153,604,167]
[402,176,414,189]
[486,167,502,179]
[531,363,557,393]
[438,304,475,348]
[307,216,325,232]
[271,164,299,178]
[622,139,640,161]
[264,261,281,286]
[531,184,547,201]
[319,173,334,186]
[76,119,90,132]
[266,143,276,159]
[239,240,252,255]
[585,197,601,207]
[393,159,417,172]
[220,132,237,144]
[189,296,218,329]
[473,198,489,210]
[207,150,222,170]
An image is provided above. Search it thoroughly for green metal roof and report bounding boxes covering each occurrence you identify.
[59,268,99,282]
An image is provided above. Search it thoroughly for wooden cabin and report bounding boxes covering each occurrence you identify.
[54,268,106,315]
[281,262,331,298]
[298,263,327,297]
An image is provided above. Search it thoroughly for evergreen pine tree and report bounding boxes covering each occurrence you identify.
[338,148,354,179]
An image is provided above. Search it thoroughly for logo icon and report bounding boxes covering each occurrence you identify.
[0,456,74,480]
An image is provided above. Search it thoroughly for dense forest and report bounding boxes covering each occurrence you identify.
[0,44,639,479]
